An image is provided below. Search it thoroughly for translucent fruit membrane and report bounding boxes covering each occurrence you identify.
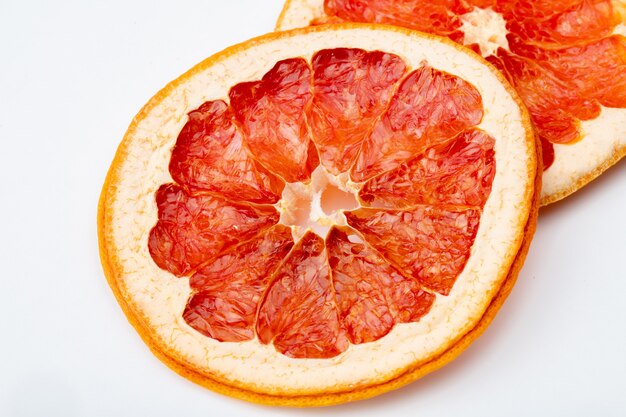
[149,48,496,359]
[322,0,626,169]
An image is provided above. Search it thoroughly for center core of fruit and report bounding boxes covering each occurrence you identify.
[459,7,509,57]
[278,166,359,240]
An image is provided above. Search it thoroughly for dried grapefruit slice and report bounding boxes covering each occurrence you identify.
[99,25,538,406]
[277,0,626,205]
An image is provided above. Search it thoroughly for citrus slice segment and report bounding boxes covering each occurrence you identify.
[501,0,618,45]
[309,48,407,173]
[508,34,626,110]
[183,225,294,342]
[277,0,626,205]
[351,64,484,182]
[169,100,284,204]
[99,25,538,406]
[346,207,481,295]
[256,231,349,359]
[327,227,435,344]
[322,0,468,41]
[359,128,496,208]
[147,184,279,277]
[229,58,319,183]
[486,50,590,146]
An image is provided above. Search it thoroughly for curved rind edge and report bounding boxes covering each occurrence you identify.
[539,144,626,206]
[97,23,541,407]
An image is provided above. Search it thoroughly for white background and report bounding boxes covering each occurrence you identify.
[1,1,625,416]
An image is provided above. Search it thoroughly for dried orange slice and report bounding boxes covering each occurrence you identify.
[277,0,626,205]
[98,25,539,406]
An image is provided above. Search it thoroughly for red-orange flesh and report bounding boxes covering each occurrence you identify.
[321,0,626,170]
[148,48,497,358]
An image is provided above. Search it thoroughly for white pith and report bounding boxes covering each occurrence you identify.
[277,166,359,241]
[105,28,533,394]
[278,0,626,205]
[543,106,626,200]
[459,7,509,56]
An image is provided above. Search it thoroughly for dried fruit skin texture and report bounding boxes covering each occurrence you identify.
[322,0,626,169]
[150,48,496,358]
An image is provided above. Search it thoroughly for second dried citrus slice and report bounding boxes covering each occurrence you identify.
[99,24,539,406]
[278,0,626,205]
